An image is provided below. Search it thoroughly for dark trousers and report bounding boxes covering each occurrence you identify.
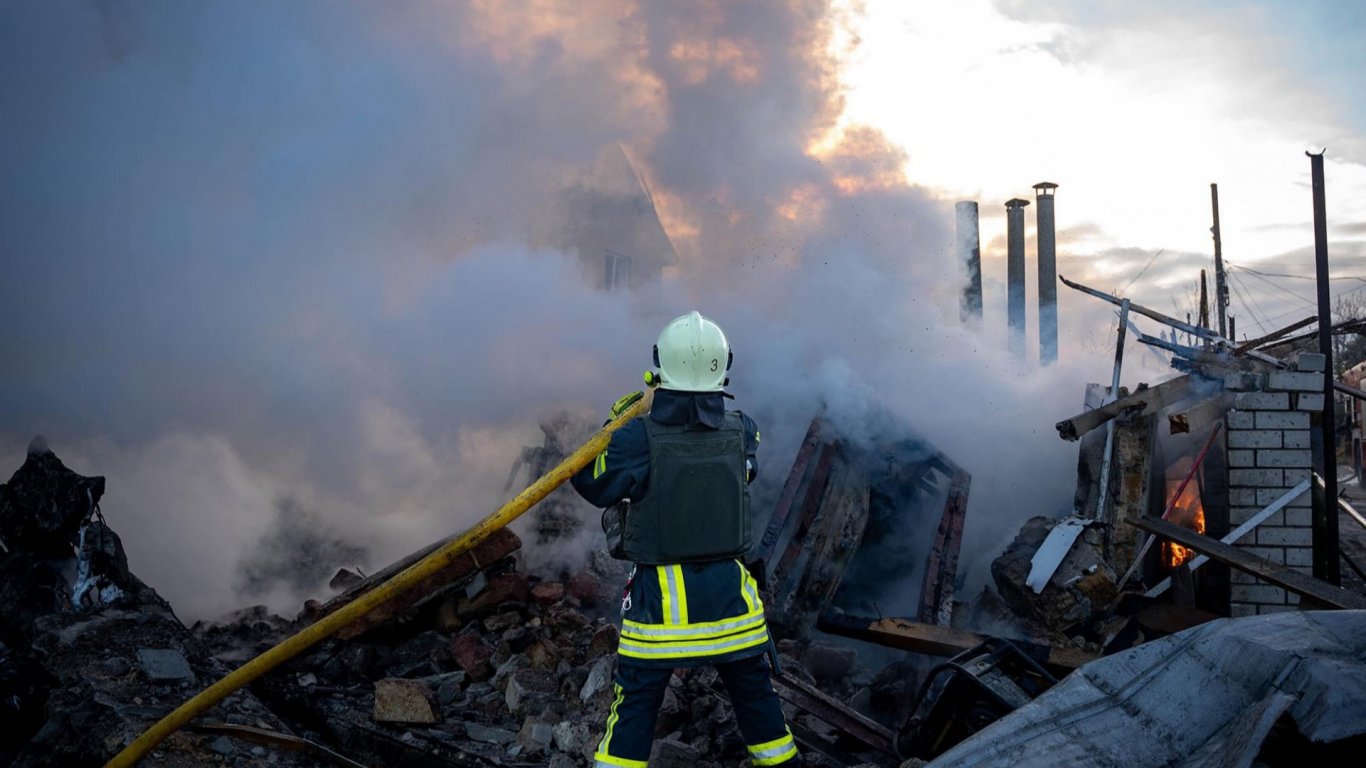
[594,654,798,766]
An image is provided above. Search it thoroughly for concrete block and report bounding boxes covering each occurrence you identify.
[373,678,440,724]
[1256,449,1313,468]
[1292,352,1326,372]
[1222,372,1262,392]
[1230,603,1258,618]
[1256,487,1311,507]
[1283,430,1311,449]
[1255,411,1310,429]
[1241,545,1286,564]
[1296,393,1325,412]
[1231,506,1282,525]
[1230,570,1259,584]
[1283,468,1312,485]
[1235,392,1290,410]
[1228,449,1256,467]
[136,649,196,684]
[1267,370,1323,392]
[1283,507,1312,527]
[1229,469,1284,487]
[1258,527,1314,547]
[1285,546,1314,567]
[1230,488,1259,506]
[1259,604,1299,614]
[1231,583,1285,604]
[1228,430,1282,449]
[1226,411,1255,429]
[1285,592,1300,606]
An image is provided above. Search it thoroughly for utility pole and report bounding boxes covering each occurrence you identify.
[1211,184,1229,340]
[1199,269,1210,332]
[1308,150,1340,585]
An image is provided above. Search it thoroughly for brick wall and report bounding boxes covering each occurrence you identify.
[1225,352,1324,617]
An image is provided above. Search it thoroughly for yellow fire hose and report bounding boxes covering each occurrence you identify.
[106,388,654,767]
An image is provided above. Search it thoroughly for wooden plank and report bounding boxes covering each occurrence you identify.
[1234,316,1316,353]
[917,467,970,625]
[771,673,897,756]
[816,612,1097,672]
[770,443,836,598]
[1167,393,1235,436]
[1131,516,1366,609]
[756,417,824,562]
[317,527,521,638]
[1055,375,1198,441]
[1059,275,1223,343]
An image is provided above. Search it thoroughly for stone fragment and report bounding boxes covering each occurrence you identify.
[136,648,195,684]
[531,581,566,607]
[484,610,523,633]
[465,722,517,745]
[581,655,614,702]
[801,642,858,684]
[0,437,106,558]
[650,738,702,768]
[450,633,493,681]
[516,716,555,754]
[505,668,557,713]
[554,720,592,754]
[208,735,236,757]
[588,623,619,657]
[373,678,440,724]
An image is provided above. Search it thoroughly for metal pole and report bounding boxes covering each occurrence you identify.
[1095,299,1131,560]
[1199,269,1210,332]
[1211,183,1228,339]
[1006,198,1030,359]
[1308,150,1340,584]
[956,201,983,323]
[1035,183,1059,365]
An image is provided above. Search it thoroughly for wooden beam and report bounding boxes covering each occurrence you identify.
[1056,375,1200,441]
[1059,275,1223,343]
[816,612,1097,672]
[1167,393,1235,436]
[771,673,897,756]
[1130,516,1366,609]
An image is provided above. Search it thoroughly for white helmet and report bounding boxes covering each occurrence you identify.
[653,311,732,392]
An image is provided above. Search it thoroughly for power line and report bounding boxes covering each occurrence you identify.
[1227,269,1271,333]
[1228,265,1319,309]
[1119,248,1164,296]
[1227,261,1366,283]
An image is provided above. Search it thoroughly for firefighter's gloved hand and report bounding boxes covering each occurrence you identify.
[609,391,644,420]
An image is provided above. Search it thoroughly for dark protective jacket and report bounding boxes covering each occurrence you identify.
[571,389,769,667]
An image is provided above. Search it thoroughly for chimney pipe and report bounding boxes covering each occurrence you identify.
[956,201,982,323]
[1006,198,1030,359]
[1034,183,1058,364]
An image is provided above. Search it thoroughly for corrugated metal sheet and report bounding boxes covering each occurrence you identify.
[929,610,1366,768]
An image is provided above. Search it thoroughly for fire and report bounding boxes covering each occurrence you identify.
[1162,480,1206,568]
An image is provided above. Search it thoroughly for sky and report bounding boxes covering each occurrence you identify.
[0,0,1362,619]
[834,0,1366,336]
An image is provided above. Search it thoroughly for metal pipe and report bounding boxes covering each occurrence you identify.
[1034,183,1059,364]
[1095,300,1130,560]
[1308,150,1340,584]
[1006,198,1030,359]
[956,201,983,323]
[1211,184,1228,338]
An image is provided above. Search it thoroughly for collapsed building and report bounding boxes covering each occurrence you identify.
[5,276,1366,767]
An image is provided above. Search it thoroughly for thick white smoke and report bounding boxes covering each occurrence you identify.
[1,1,1137,619]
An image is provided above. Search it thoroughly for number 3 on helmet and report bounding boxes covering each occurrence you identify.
[651,310,732,392]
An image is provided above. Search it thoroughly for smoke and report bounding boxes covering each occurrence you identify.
[2,1,1124,620]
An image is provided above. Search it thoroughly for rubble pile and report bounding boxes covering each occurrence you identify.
[0,438,318,768]
[0,438,912,767]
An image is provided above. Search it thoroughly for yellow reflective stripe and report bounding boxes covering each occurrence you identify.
[755,430,761,443]
[593,449,607,479]
[616,626,770,660]
[658,567,676,625]
[622,609,766,641]
[594,754,647,768]
[738,561,759,613]
[748,728,797,765]
[671,565,689,625]
[598,683,625,756]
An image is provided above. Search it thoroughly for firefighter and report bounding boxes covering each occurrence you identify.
[571,310,799,767]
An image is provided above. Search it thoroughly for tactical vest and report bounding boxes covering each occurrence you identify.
[612,411,751,564]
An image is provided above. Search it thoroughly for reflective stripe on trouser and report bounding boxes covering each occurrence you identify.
[595,655,797,766]
[618,562,771,663]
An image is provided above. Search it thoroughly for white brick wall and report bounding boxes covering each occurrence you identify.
[1224,357,1319,617]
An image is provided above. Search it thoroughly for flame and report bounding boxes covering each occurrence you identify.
[1162,480,1206,568]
